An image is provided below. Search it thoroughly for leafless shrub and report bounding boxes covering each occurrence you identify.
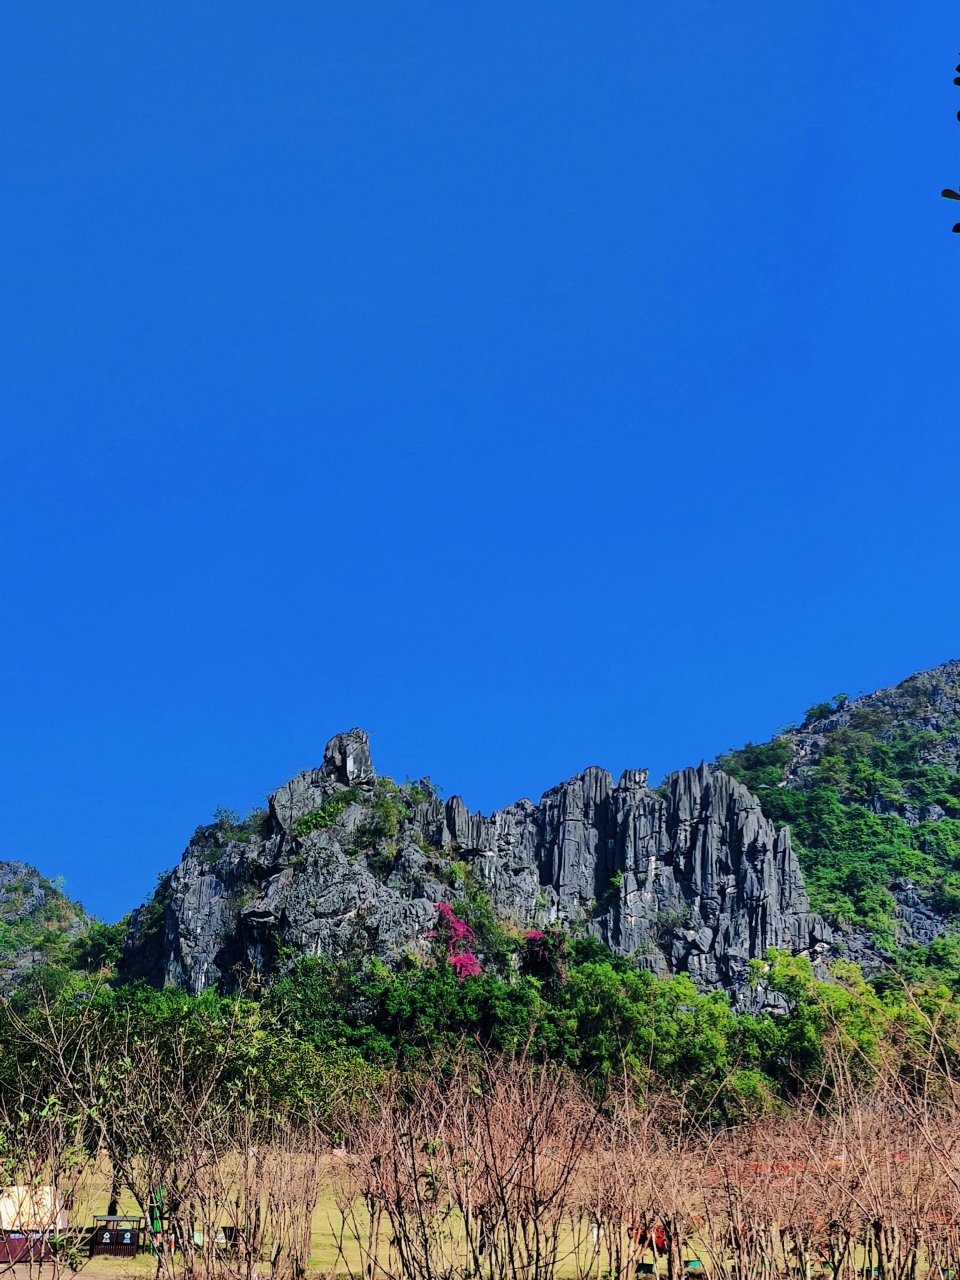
[333,1053,601,1280]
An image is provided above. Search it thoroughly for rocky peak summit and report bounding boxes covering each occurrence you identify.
[269,729,377,832]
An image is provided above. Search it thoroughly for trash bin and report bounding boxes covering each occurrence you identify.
[89,1216,143,1258]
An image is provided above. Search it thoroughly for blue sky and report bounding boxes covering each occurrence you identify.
[2,3,959,920]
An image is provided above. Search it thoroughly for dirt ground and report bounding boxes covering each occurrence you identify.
[4,1265,153,1280]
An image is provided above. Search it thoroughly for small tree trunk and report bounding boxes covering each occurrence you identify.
[107,1164,122,1217]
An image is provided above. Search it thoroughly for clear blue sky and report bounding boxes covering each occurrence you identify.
[2,3,958,920]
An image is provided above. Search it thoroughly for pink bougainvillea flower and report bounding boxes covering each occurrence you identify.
[428,902,482,979]
[431,901,476,943]
[450,950,482,980]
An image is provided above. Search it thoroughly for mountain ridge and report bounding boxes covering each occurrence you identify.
[9,658,960,1000]
[119,729,832,1003]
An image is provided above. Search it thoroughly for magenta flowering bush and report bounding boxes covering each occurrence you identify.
[524,928,548,960]
[449,950,483,979]
[435,901,475,945]
[427,901,482,981]
[520,925,567,990]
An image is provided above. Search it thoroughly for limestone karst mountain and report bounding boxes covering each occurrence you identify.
[121,729,832,1002]
[12,660,960,1003]
[0,861,89,993]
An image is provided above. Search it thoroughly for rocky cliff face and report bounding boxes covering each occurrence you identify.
[122,731,832,1001]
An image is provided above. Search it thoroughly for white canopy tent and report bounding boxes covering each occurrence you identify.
[0,1186,67,1233]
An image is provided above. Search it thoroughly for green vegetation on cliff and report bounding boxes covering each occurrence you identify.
[0,862,95,988]
[718,678,960,981]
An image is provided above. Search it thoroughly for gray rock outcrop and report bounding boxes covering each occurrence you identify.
[0,861,89,993]
[122,729,832,1002]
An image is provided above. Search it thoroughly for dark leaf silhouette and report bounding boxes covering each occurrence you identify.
[942,189,960,200]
